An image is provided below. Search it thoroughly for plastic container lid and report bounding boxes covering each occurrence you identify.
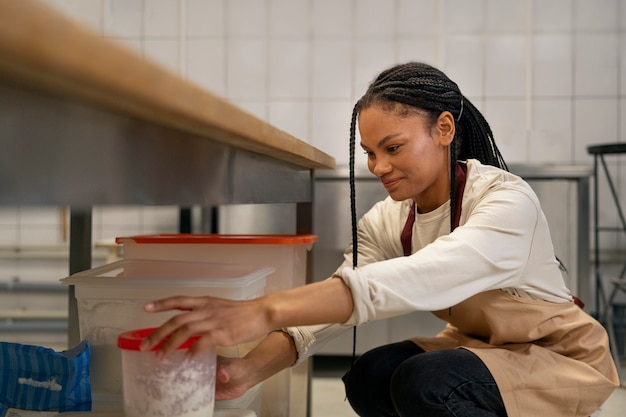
[118,327,199,351]
[116,233,318,245]
[60,259,274,289]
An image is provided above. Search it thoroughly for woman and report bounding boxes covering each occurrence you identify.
[141,62,619,416]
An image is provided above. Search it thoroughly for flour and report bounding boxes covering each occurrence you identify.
[122,350,215,417]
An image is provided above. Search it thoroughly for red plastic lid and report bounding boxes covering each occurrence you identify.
[116,233,318,245]
[117,328,199,351]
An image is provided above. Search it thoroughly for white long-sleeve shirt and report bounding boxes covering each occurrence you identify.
[285,159,573,363]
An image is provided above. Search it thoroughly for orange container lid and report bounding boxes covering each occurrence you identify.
[116,233,318,245]
[118,327,199,351]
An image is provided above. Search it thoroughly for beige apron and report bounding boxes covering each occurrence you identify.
[410,290,619,417]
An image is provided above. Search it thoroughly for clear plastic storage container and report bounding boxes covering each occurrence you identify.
[61,260,271,396]
[114,234,317,417]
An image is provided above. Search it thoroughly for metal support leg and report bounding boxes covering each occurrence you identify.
[179,207,192,233]
[588,143,626,384]
[593,155,603,318]
[296,200,314,417]
[68,207,92,348]
[578,174,591,310]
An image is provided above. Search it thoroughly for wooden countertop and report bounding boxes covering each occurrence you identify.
[0,0,335,171]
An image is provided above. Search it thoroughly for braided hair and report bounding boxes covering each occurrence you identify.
[348,62,507,269]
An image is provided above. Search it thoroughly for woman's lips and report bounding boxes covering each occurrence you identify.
[381,178,401,189]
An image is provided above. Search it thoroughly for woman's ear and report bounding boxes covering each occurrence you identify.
[435,111,455,146]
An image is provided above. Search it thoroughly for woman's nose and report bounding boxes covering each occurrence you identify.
[371,157,391,177]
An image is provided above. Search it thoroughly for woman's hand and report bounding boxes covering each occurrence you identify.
[139,295,273,359]
[214,356,254,401]
[215,330,298,400]
[140,278,353,359]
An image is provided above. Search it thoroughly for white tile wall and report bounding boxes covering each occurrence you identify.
[574,98,620,161]
[311,100,355,164]
[396,0,438,37]
[268,0,309,38]
[185,38,225,94]
[532,0,573,32]
[397,37,439,67]
[574,0,619,32]
[311,0,353,38]
[6,0,626,285]
[443,35,483,97]
[353,39,396,96]
[268,39,310,99]
[311,40,353,99]
[268,101,310,141]
[144,0,179,37]
[185,0,224,37]
[484,35,526,98]
[532,34,573,97]
[354,0,395,38]
[226,0,267,37]
[530,99,573,163]
[227,38,267,100]
[485,0,526,34]
[574,33,619,97]
[443,0,484,35]
[484,99,528,162]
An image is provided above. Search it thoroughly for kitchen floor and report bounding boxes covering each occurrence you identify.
[310,356,626,417]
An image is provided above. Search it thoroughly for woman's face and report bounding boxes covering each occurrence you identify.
[358,104,455,213]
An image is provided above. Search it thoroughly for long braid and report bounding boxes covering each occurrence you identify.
[349,103,359,268]
[347,103,359,378]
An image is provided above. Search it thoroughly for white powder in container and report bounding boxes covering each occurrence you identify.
[118,328,216,417]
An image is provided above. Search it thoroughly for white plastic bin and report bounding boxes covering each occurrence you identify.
[60,259,272,396]
[115,234,318,417]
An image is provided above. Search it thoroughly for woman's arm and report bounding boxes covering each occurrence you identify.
[139,277,354,358]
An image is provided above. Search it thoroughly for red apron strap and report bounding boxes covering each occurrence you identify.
[401,163,467,256]
[401,202,416,256]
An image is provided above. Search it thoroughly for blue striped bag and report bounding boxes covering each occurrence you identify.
[0,341,91,416]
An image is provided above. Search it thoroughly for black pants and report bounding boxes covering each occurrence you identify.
[342,341,507,417]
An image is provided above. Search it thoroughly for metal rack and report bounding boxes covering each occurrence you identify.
[588,142,626,381]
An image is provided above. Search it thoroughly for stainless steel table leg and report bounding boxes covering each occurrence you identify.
[296,200,314,417]
[577,176,591,311]
[68,207,92,347]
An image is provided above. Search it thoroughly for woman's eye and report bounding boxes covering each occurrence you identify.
[387,145,400,153]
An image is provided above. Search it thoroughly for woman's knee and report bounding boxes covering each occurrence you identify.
[343,341,423,417]
[389,349,506,417]
[389,350,446,413]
